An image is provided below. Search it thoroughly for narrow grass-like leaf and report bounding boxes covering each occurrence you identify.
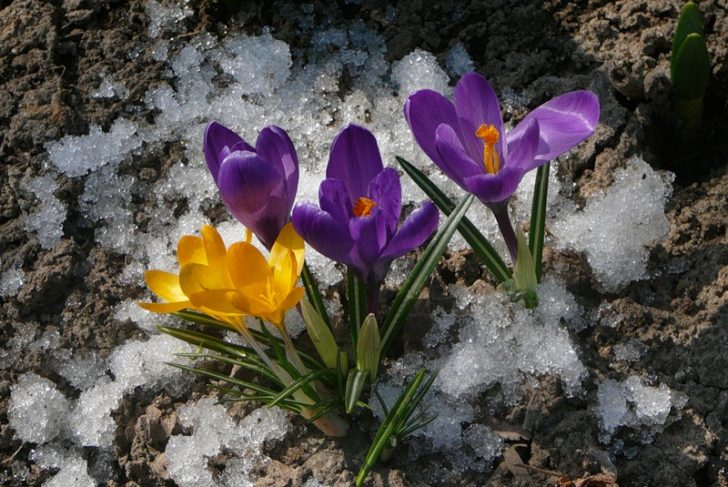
[401,370,437,424]
[397,156,511,283]
[380,194,474,355]
[345,369,369,414]
[210,385,302,411]
[258,321,314,396]
[159,325,258,360]
[175,352,282,385]
[173,310,235,331]
[528,162,549,282]
[172,312,324,370]
[269,369,332,407]
[398,412,437,439]
[167,362,278,397]
[305,399,339,423]
[355,370,428,487]
[347,266,367,358]
[374,389,389,418]
[302,261,332,330]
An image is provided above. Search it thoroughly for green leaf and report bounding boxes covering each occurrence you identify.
[355,314,381,382]
[164,318,323,370]
[175,352,282,385]
[300,298,340,370]
[380,194,474,355]
[167,362,284,401]
[305,399,339,423]
[671,1,705,78]
[355,370,429,487]
[210,385,302,411]
[345,369,369,414]
[268,368,332,408]
[528,162,549,282]
[159,325,258,361]
[347,266,367,358]
[302,261,332,330]
[397,156,511,283]
[673,32,711,102]
[173,310,235,331]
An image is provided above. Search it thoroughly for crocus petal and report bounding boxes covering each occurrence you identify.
[319,178,353,227]
[218,151,282,215]
[145,270,188,302]
[189,290,245,316]
[292,203,355,265]
[251,199,291,250]
[504,118,541,172]
[404,89,461,168]
[277,287,305,316]
[269,223,305,277]
[226,242,271,292]
[379,201,439,261]
[271,250,297,300]
[201,225,227,268]
[256,126,299,213]
[204,121,245,183]
[179,263,233,297]
[453,72,507,163]
[463,165,525,205]
[326,124,384,201]
[507,90,600,163]
[233,291,274,317]
[230,141,256,152]
[434,123,484,187]
[349,208,388,281]
[177,236,207,267]
[367,168,402,238]
[217,151,287,248]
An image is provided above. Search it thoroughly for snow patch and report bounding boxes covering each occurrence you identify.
[554,157,674,291]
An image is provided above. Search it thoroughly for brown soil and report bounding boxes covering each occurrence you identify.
[1,0,727,486]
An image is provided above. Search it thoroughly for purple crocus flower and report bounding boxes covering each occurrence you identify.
[404,71,599,260]
[204,121,299,250]
[292,124,439,293]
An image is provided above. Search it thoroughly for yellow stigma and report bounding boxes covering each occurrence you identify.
[475,124,501,174]
[352,197,377,217]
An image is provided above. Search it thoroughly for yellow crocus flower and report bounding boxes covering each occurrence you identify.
[139,224,227,314]
[140,222,305,331]
[184,223,305,327]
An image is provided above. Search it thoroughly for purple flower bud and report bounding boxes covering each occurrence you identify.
[204,122,299,249]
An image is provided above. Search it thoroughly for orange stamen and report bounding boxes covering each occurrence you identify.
[475,124,501,174]
[352,197,377,217]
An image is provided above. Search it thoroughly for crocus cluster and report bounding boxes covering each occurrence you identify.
[139,70,600,444]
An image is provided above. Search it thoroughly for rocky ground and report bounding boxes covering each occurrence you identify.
[1,0,727,486]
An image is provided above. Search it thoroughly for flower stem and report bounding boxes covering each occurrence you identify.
[306,409,349,437]
[366,284,379,316]
[280,323,309,375]
[489,202,518,265]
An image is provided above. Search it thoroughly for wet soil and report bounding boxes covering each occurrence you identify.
[1,0,727,486]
